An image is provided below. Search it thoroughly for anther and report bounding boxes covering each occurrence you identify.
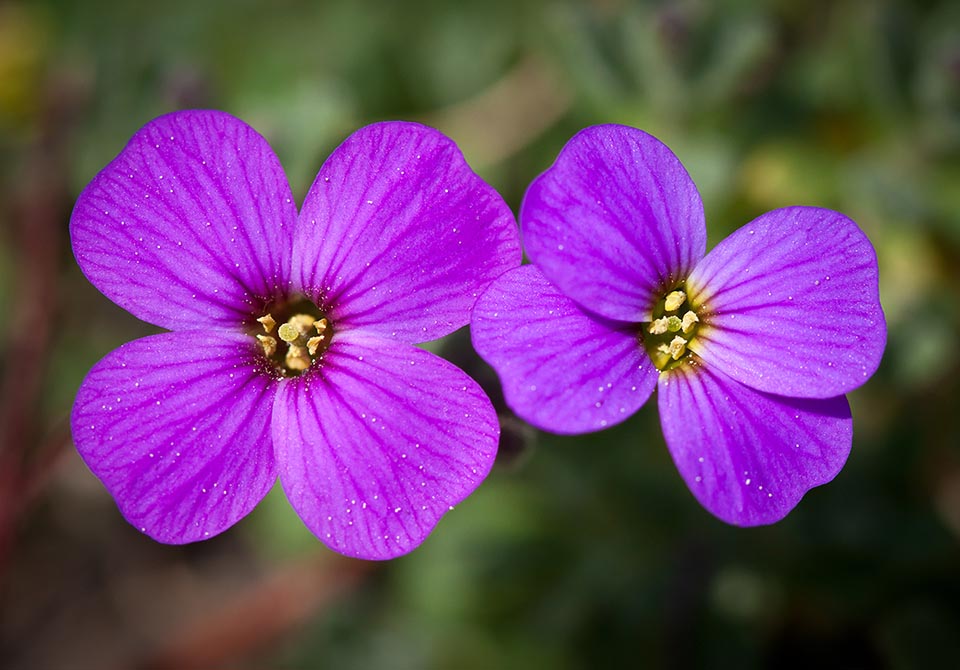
[307,336,324,356]
[664,290,686,312]
[681,311,699,334]
[257,314,276,333]
[667,336,687,360]
[256,307,328,374]
[257,335,277,357]
[649,317,670,335]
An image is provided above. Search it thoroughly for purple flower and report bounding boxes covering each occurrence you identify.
[70,111,521,559]
[472,125,886,525]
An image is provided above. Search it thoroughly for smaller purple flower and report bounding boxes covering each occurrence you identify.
[70,111,521,558]
[472,125,886,525]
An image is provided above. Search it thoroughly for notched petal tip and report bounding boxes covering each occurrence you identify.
[294,121,520,343]
[521,123,706,323]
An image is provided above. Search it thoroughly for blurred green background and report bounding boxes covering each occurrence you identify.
[2,0,959,668]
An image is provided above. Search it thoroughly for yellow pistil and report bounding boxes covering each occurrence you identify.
[277,314,316,343]
[650,314,684,334]
[277,322,300,343]
[277,313,322,370]
[664,290,686,312]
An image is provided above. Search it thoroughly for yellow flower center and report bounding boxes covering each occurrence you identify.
[642,287,702,371]
[252,298,331,376]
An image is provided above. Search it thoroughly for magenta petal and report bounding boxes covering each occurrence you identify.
[472,265,657,434]
[687,207,886,398]
[294,122,520,343]
[71,332,277,542]
[70,111,297,330]
[522,124,706,322]
[273,331,499,560]
[658,360,852,526]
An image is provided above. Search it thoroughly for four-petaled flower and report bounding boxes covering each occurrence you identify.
[472,125,886,525]
[71,111,520,559]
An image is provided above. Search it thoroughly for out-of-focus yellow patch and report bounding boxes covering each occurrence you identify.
[0,5,50,131]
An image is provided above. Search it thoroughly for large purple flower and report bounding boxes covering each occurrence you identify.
[70,111,521,559]
[472,125,885,525]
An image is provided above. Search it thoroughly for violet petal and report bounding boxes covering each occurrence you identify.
[70,110,297,330]
[294,122,521,343]
[273,330,499,560]
[687,206,886,398]
[658,360,852,526]
[71,332,278,543]
[521,124,706,322]
[472,265,657,434]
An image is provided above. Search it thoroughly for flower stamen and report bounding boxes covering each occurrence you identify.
[277,322,300,343]
[664,290,686,312]
[643,285,702,371]
[667,335,687,360]
[649,317,669,335]
[286,344,311,371]
[257,334,277,358]
[681,310,699,334]
[256,314,277,333]
[253,302,332,376]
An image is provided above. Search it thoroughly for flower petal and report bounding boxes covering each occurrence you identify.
[658,359,852,526]
[472,265,657,434]
[521,124,706,322]
[71,331,277,543]
[294,122,520,343]
[273,331,499,560]
[70,110,297,330]
[687,207,886,398]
